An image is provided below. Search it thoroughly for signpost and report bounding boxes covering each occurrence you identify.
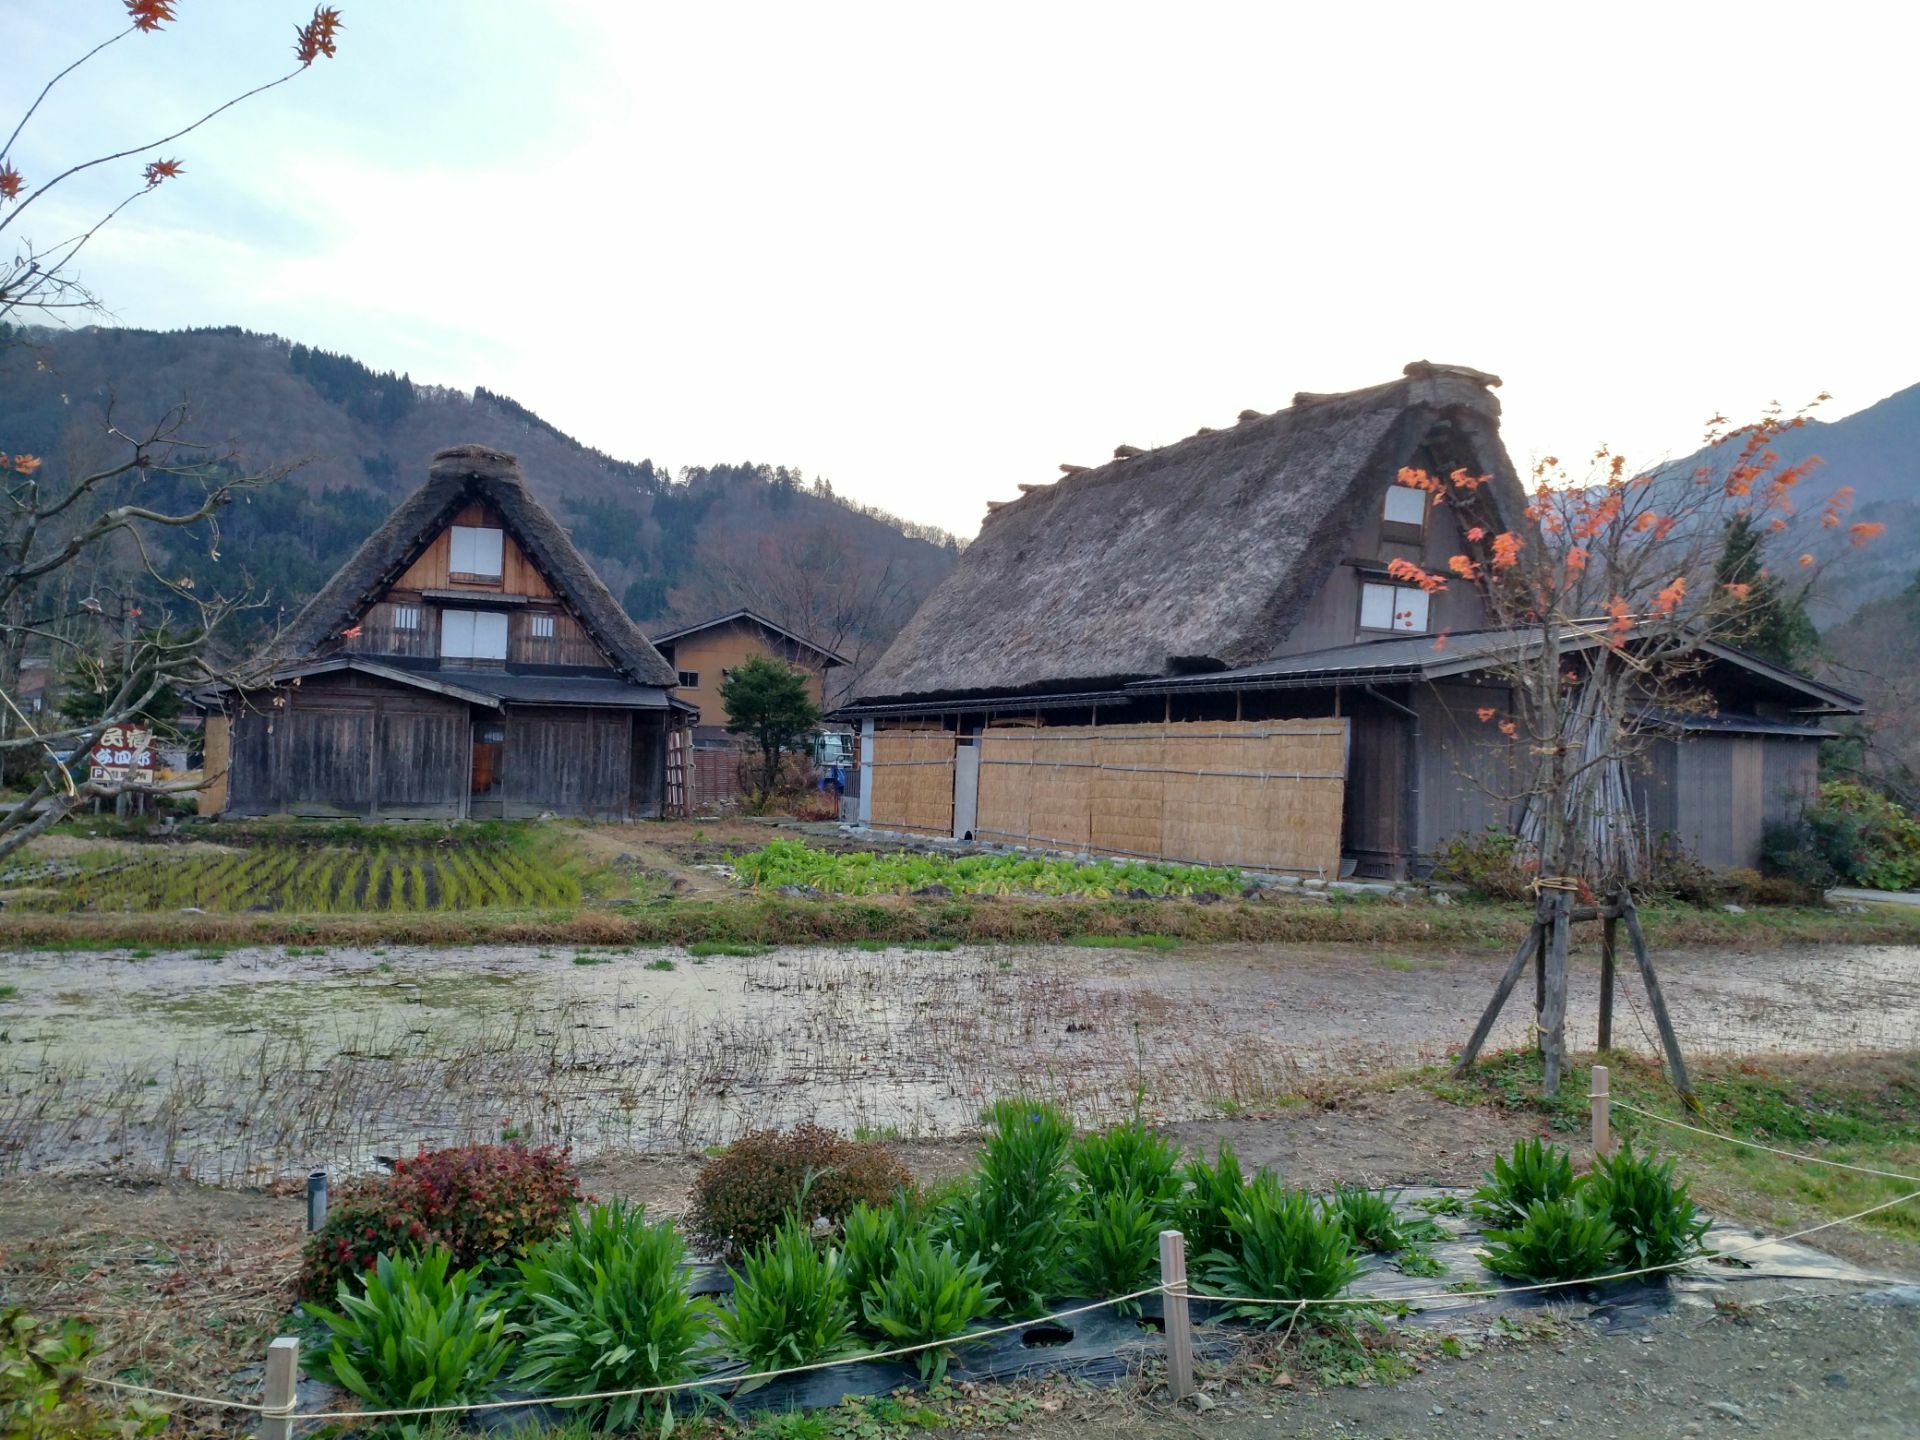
[88,725,155,788]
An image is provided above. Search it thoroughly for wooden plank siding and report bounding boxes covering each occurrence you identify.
[1412,682,1522,868]
[390,501,554,598]
[1341,706,1407,876]
[499,706,632,819]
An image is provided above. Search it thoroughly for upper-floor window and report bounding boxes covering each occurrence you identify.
[677,670,699,688]
[392,604,421,632]
[441,609,509,660]
[1360,581,1430,633]
[529,613,555,639]
[1381,483,1427,534]
[448,525,504,582]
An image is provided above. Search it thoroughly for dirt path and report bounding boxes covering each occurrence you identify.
[999,1290,1920,1440]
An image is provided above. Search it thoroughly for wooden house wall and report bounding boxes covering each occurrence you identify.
[1275,478,1492,656]
[1341,705,1407,876]
[226,671,469,819]
[390,502,554,597]
[658,620,831,736]
[1632,733,1820,869]
[1413,682,1522,863]
[498,706,633,819]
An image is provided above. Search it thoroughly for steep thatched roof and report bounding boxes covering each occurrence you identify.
[852,362,1528,705]
[278,444,677,687]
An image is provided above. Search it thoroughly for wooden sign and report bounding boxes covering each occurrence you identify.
[90,725,155,787]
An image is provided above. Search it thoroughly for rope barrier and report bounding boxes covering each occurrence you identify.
[1610,1103,1920,1185]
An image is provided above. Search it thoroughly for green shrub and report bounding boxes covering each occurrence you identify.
[1479,1196,1623,1283]
[1,1308,167,1439]
[1202,1175,1360,1322]
[841,1195,918,1320]
[1469,1137,1578,1230]
[1428,827,1532,900]
[297,1143,581,1301]
[720,1216,856,1374]
[1070,1187,1164,1309]
[1758,817,1839,894]
[689,1124,914,1261]
[302,1249,511,1415]
[511,1203,712,1433]
[861,1236,998,1384]
[1176,1142,1249,1262]
[1070,1119,1181,1212]
[1641,838,1726,906]
[939,1102,1078,1314]
[1583,1143,1711,1270]
[1797,782,1920,891]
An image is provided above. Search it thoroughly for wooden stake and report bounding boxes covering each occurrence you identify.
[1533,912,1547,1056]
[262,1336,299,1440]
[1541,892,1572,1095]
[1619,892,1696,1106]
[1158,1230,1195,1402]
[1598,915,1618,1051]
[1452,919,1545,1074]
[1590,1063,1612,1156]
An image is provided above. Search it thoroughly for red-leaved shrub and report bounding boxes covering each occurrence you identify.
[689,1123,914,1260]
[296,1143,581,1301]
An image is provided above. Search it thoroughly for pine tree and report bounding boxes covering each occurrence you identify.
[1714,514,1819,667]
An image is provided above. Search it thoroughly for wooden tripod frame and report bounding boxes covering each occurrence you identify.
[1452,887,1693,1101]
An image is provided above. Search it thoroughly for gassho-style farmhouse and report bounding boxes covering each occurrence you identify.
[195,365,1859,875]
[836,363,1859,879]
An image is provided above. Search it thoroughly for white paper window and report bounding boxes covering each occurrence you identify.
[1382,484,1427,528]
[448,526,504,579]
[392,604,420,632]
[440,609,509,660]
[530,613,555,639]
[1360,582,1430,633]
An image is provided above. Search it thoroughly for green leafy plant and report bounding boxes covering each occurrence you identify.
[1201,1175,1360,1322]
[861,1236,998,1384]
[1327,1186,1440,1253]
[297,1143,581,1301]
[728,837,1240,900]
[1582,1143,1711,1270]
[939,1102,1078,1314]
[1469,1137,1578,1230]
[1175,1142,1249,1262]
[1070,1187,1164,1310]
[511,1203,712,1434]
[719,1216,856,1376]
[1427,827,1532,901]
[1,1308,167,1439]
[840,1195,919,1320]
[1070,1119,1181,1212]
[690,1124,914,1261]
[1479,1196,1623,1283]
[302,1249,510,1418]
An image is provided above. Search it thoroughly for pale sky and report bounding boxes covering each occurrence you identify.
[5,1,1915,538]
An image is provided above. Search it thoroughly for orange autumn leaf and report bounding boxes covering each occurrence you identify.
[143,158,184,188]
[1799,553,1815,568]
[1491,532,1523,568]
[0,164,22,202]
[1465,525,1486,542]
[10,454,42,475]
[1447,554,1479,581]
[1386,556,1447,594]
[1653,576,1687,615]
[1722,582,1752,601]
[295,5,345,65]
[1498,720,1519,738]
[1849,521,1886,547]
[1564,547,1589,577]
[1606,595,1633,639]
[1476,707,1497,723]
[125,0,177,31]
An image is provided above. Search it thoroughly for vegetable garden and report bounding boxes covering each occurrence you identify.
[270,1110,1711,1432]
[730,839,1245,898]
[3,840,580,914]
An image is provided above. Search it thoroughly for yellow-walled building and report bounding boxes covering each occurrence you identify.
[650,610,846,747]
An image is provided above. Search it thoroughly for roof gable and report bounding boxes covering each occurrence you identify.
[278,444,677,687]
[852,362,1526,705]
[650,608,849,666]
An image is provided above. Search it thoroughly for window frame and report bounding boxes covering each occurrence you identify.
[529,612,556,640]
[440,608,511,661]
[676,669,700,688]
[448,525,505,583]
[1380,483,1428,543]
[392,603,421,632]
[1358,580,1431,634]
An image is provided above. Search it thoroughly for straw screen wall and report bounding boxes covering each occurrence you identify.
[868,729,956,835]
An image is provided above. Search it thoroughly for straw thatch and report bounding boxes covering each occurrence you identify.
[853,362,1526,705]
[278,444,677,686]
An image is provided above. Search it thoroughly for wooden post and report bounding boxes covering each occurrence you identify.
[1590,1063,1612,1157]
[262,1336,299,1440]
[1452,920,1546,1074]
[1158,1230,1195,1402]
[1541,891,1572,1095]
[1532,912,1547,1056]
[1598,914,1618,1051]
[1619,893,1696,1106]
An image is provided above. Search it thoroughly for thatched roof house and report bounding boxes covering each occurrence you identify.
[202,445,691,821]
[841,363,1860,878]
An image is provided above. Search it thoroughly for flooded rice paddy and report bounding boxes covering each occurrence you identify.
[1,939,1915,1184]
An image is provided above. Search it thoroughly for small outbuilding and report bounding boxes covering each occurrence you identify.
[202,444,693,820]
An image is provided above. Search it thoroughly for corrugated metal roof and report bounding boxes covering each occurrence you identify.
[437,670,675,709]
